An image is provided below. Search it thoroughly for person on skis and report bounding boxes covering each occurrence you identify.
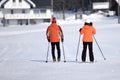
[79,20,96,62]
[46,17,64,62]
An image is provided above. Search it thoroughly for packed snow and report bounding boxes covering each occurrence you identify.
[0,12,120,80]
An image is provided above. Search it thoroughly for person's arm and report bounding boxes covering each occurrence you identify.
[92,26,96,35]
[80,26,84,34]
[58,25,64,42]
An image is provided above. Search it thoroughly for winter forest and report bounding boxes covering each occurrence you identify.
[53,0,118,15]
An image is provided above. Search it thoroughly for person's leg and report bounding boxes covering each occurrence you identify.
[88,42,94,62]
[51,43,56,62]
[56,42,61,62]
[81,42,87,62]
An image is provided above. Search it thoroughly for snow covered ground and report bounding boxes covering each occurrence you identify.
[0,13,120,80]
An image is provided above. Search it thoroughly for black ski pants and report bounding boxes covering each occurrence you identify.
[51,42,61,59]
[82,42,94,62]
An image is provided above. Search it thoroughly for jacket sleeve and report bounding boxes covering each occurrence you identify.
[80,27,84,34]
[58,25,64,39]
[92,26,96,34]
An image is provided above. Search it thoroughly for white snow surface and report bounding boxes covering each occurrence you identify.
[0,13,120,80]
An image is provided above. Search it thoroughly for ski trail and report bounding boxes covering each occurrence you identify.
[0,47,8,62]
[0,29,45,36]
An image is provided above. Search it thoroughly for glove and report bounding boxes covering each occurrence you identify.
[47,39,50,42]
[79,28,82,32]
[61,38,64,42]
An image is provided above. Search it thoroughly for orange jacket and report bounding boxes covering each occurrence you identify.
[46,23,64,42]
[80,25,96,42]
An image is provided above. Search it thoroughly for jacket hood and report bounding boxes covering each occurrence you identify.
[52,17,56,23]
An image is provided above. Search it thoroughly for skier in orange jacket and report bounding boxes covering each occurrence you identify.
[79,21,96,62]
[46,17,64,62]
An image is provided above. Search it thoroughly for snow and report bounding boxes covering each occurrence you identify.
[0,12,120,80]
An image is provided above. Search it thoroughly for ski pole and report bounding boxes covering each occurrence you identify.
[93,35,106,60]
[46,42,50,63]
[62,42,66,62]
[76,34,81,61]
